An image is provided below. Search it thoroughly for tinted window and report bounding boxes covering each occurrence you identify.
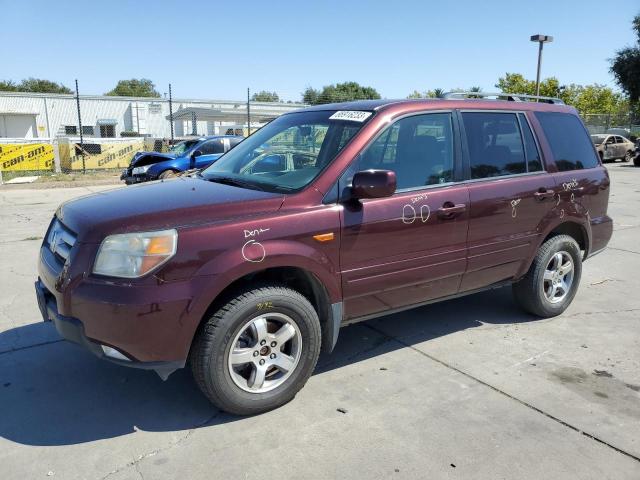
[615,136,624,144]
[359,113,454,189]
[200,139,225,154]
[535,112,599,171]
[518,113,542,172]
[462,112,526,178]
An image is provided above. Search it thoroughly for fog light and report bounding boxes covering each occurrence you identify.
[101,345,130,361]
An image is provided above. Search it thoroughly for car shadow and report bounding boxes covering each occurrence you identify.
[0,286,540,447]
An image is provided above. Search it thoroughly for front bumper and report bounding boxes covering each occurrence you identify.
[120,169,149,185]
[35,279,184,379]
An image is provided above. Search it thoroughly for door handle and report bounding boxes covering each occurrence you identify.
[437,203,466,219]
[534,189,555,200]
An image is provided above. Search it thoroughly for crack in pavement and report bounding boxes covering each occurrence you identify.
[98,410,223,480]
[0,339,64,356]
[563,308,640,318]
[608,246,640,256]
[362,323,640,464]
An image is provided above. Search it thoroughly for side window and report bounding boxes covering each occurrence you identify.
[535,112,599,171]
[200,140,225,154]
[359,113,454,190]
[462,112,526,178]
[615,136,624,144]
[606,136,615,144]
[518,113,542,172]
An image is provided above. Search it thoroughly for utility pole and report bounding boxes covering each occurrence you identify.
[247,87,251,137]
[530,35,553,98]
[75,79,85,173]
[169,83,174,143]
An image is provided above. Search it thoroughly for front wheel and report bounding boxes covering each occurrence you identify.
[512,235,582,317]
[159,169,178,179]
[190,285,321,415]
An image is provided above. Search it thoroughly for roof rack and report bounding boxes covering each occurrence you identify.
[442,91,564,105]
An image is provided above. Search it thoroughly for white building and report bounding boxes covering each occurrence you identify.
[0,91,305,139]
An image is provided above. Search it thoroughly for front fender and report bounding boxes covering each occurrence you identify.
[148,157,189,176]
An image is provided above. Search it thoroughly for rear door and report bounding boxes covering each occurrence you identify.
[339,111,469,320]
[459,110,557,292]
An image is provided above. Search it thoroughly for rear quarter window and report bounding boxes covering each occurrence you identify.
[535,112,599,171]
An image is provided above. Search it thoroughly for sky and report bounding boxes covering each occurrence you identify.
[0,0,638,102]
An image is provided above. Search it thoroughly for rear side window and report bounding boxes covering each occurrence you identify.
[200,140,225,154]
[462,112,527,179]
[518,113,542,172]
[535,112,599,171]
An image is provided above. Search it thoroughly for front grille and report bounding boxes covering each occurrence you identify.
[45,218,77,263]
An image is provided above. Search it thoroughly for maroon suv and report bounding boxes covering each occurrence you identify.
[35,96,612,415]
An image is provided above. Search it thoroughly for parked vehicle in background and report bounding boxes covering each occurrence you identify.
[120,135,243,184]
[591,134,635,162]
[36,94,612,415]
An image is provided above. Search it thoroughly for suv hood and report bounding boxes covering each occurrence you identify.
[57,177,285,243]
[130,151,177,167]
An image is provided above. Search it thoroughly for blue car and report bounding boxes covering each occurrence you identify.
[121,135,243,184]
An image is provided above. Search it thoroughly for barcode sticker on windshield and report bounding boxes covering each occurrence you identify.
[329,111,372,122]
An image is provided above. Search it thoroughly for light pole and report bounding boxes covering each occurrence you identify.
[530,34,553,97]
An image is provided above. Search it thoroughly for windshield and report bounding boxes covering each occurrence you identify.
[169,140,200,155]
[591,135,606,145]
[201,110,370,192]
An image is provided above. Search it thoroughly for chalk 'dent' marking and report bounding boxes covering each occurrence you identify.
[242,239,266,263]
[402,204,417,224]
[511,198,521,218]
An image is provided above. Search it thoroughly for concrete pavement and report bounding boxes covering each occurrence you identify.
[0,167,638,479]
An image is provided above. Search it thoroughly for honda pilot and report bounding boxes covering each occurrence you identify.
[36,94,612,415]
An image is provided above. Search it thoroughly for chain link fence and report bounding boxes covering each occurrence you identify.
[1,85,639,183]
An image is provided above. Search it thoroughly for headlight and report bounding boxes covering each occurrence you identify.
[93,229,177,278]
[132,165,151,175]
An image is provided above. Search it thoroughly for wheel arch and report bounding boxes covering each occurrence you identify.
[189,265,341,360]
[517,219,590,280]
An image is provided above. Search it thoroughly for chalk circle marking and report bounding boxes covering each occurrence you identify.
[420,205,430,223]
[402,204,416,224]
[242,239,266,263]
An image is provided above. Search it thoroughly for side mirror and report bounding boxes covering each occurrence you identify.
[190,150,202,168]
[351,170,396,199]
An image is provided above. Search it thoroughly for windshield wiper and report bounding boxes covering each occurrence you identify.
[205,175,266,191]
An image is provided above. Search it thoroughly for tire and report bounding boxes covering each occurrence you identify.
[190,285,321,415]
[624,150,633,162]
[159,169,178,179]
[512,234,582,318]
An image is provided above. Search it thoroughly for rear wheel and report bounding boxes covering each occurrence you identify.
[512,235,582,317]
[159,169,178,179]
[190,285,321,415]
[624,150,633,162]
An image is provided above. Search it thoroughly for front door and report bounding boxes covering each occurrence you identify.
[339,112,469,320]
[459,111,557,291]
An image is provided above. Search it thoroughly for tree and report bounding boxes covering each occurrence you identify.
[610,13,640,106]
[105,79,160,97]
[0,78,72,94]
[496,72,628,115]
[302,86,320,104]
[303,81,381,104]
[496,72,561,97]
[0,80,18,92]
[251,90,280,102]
